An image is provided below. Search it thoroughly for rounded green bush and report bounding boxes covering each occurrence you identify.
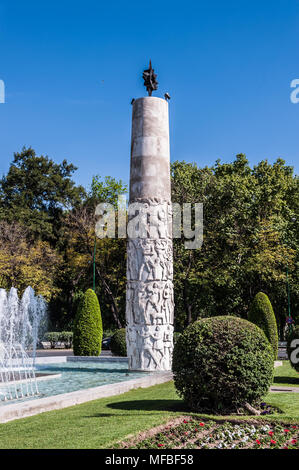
[287,325,299,372]
[110,328,127,356]
[172,316,274,412]
[73,289,103,356]
[248,292,278,359]
[44,332,60,349]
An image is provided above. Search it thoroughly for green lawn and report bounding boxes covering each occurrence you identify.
[0,378,299,449]
[273,361,299,387]
[0,382,181,449]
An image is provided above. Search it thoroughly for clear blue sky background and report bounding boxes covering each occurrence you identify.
[0,0,298,190]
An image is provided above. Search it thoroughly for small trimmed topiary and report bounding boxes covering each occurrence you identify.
[110,328,127,356]
[172,316,274,412]
[44,332,60,349]
[287,325,299,372]
[73,289,103,356]
[248,292,278,359]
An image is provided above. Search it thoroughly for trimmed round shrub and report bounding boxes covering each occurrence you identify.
[172,316,274,412]
[287,325,299,372]
[248,292,278,359]
[110,328,127,356]
[73,289,103,356]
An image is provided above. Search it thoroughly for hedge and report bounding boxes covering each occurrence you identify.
[248,292,278,359]
[44,331,73,348]
[73,289,103,356]
[110,328,127,356]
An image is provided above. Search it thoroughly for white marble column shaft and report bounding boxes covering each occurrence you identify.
[126,97,174,371]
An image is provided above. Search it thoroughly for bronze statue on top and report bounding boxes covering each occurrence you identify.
[142,60,158,96]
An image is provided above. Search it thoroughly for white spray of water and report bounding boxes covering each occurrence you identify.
[0,287,47,356]
[0,287,47,402]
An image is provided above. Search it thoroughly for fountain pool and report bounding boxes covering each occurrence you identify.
[0,359,149,406]
[0,355,172,424]
[0,288,172,422]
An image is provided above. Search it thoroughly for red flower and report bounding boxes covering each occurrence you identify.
[184,432,188,435]
[199,422,205,427]
[291,439,297,444]
[268,431,274,436]
[284,429,290,433]
[270,439,276,445]
[256,440,261,445]
[157,444,164,447]
[183,420,188,424]
[291,426,297,429]
[194,428,198,432]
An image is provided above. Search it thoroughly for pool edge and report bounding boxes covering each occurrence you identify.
[0,371,173,423]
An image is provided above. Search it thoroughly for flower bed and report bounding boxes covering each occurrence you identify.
[117,416,299,449]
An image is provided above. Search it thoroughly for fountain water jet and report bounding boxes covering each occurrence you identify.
[0,287,47,402]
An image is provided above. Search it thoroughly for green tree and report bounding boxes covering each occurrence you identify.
[248,292,279,359]
[56,175,128,330]
[0,221,60,300]
[171,155,298,334]
[73,289,103,356]
[0,147,85,242]
[90,175,127,208]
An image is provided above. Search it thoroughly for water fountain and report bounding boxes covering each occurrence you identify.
[0,287,47,402]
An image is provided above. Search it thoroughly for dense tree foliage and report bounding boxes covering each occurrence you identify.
[0,221,60,300]
[0,147,85,242]
[0,148,298,336]
[171,154,298,336]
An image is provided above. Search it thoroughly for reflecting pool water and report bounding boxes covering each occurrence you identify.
[0,361,148,405]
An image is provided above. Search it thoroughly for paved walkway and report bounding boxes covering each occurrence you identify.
[270,385,299,393]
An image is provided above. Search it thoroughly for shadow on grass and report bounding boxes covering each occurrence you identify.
[107,399,186,412]
[83,399,187,418]
[273,376,299,386]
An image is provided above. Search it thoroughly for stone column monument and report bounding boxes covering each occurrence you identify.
[126,62,174,371]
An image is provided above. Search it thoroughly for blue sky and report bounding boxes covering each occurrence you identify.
[0,0,298,189]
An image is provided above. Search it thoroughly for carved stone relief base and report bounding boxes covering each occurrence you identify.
[126,196,174,371]
[126,324,174,371]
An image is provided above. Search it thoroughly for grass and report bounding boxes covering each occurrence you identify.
[0,382,181,449]
[273,361,299,387]
[0,378,299,449]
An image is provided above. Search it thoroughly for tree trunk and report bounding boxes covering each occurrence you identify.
[96,266,123,328]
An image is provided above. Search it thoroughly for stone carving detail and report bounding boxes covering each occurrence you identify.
[126,281,174,326]
[127,239,173,281]
[126,196,174,371]
[127,324,173,370]
[127,198,172,240]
